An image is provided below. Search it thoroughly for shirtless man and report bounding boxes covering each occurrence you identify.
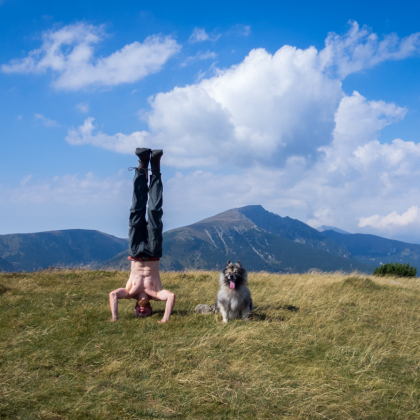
[109,148,175,323]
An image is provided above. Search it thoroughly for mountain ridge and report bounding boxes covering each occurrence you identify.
[102,206,372,273]
[0,229,128,272]
[321,230,420,270]
[3,206,419,274]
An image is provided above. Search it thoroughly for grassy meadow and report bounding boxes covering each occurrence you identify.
[1,269,420,419]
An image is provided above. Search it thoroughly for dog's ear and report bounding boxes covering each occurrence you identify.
[237,260,242,267]
[227,260,231,265]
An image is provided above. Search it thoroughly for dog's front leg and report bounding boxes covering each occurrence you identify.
[218,302,229,323]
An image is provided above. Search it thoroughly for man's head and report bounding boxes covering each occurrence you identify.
[135,298,153,318]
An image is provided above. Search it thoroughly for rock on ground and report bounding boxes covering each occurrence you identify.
[195,304,214,315]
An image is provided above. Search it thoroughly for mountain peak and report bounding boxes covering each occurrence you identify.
[195,207,253,225]
[317,225,350,235]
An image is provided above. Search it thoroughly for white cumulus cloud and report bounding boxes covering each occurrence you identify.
[359,207,420,229]
[162,91,420,241]
[66,23,420,169]
[1,23,181,90]
[66,117,150,154]
[67,45,343,167]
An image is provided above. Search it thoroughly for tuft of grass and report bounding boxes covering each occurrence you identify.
[1,270,420,419]
[343,276,383,290]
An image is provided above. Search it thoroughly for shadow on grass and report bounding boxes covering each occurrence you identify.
[251,304,299,322]
[148,309,190,317]
[0,284,11,296]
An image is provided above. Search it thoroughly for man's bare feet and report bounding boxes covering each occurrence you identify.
[110,318,119,322]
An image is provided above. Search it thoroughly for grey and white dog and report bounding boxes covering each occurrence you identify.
[214,260,253,323]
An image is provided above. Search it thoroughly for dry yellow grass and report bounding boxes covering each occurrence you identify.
[0,270,419,419]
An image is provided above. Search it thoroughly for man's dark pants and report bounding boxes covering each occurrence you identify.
[128,169,163,259]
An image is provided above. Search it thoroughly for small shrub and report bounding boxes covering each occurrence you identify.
[373,262,417,278]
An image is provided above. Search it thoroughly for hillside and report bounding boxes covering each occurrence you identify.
[0,230,128,272]
[1,270,419,419]
[102,206,373,273]
[321,230,420,271]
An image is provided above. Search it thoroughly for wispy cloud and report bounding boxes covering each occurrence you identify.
[188,28,221,43]
[181,50,217,66]
[76,102,89,113]
[0,172,132,235]
[320,20,420,79]
[6,172,130,205]
[229,24,251,37]
[2,23,181,90]
[20,175,32,186]
[35,113,60,127]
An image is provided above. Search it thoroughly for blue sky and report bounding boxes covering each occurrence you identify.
[1,0,420,243]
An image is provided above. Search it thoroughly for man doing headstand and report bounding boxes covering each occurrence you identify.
[109,148,175,323]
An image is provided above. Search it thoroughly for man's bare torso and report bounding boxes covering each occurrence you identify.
[126,260,162,299]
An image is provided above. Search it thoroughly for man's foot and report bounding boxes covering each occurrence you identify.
[150,149,163,174]
[135,148,151,175]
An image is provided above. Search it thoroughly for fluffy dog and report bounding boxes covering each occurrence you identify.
[214,260,253,323]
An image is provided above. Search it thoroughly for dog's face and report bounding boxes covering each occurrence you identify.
[222,260,246,290]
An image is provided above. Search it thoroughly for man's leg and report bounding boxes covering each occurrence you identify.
[153,290,176,323]
[146,150,163,258]
[128,149,150,258]
[109,288,131,321]
[145,150,174,323]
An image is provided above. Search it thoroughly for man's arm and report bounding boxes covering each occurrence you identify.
[153,289,176,323]
[109,288,131,321]
[109,287,141,321]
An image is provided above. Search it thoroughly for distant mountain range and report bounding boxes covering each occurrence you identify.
[321,230,420,269]
[101,206,372,273]
[0,230,128,272]
[2,206,420,274]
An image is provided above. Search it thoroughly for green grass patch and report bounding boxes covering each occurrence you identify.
[1,270,420,419]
